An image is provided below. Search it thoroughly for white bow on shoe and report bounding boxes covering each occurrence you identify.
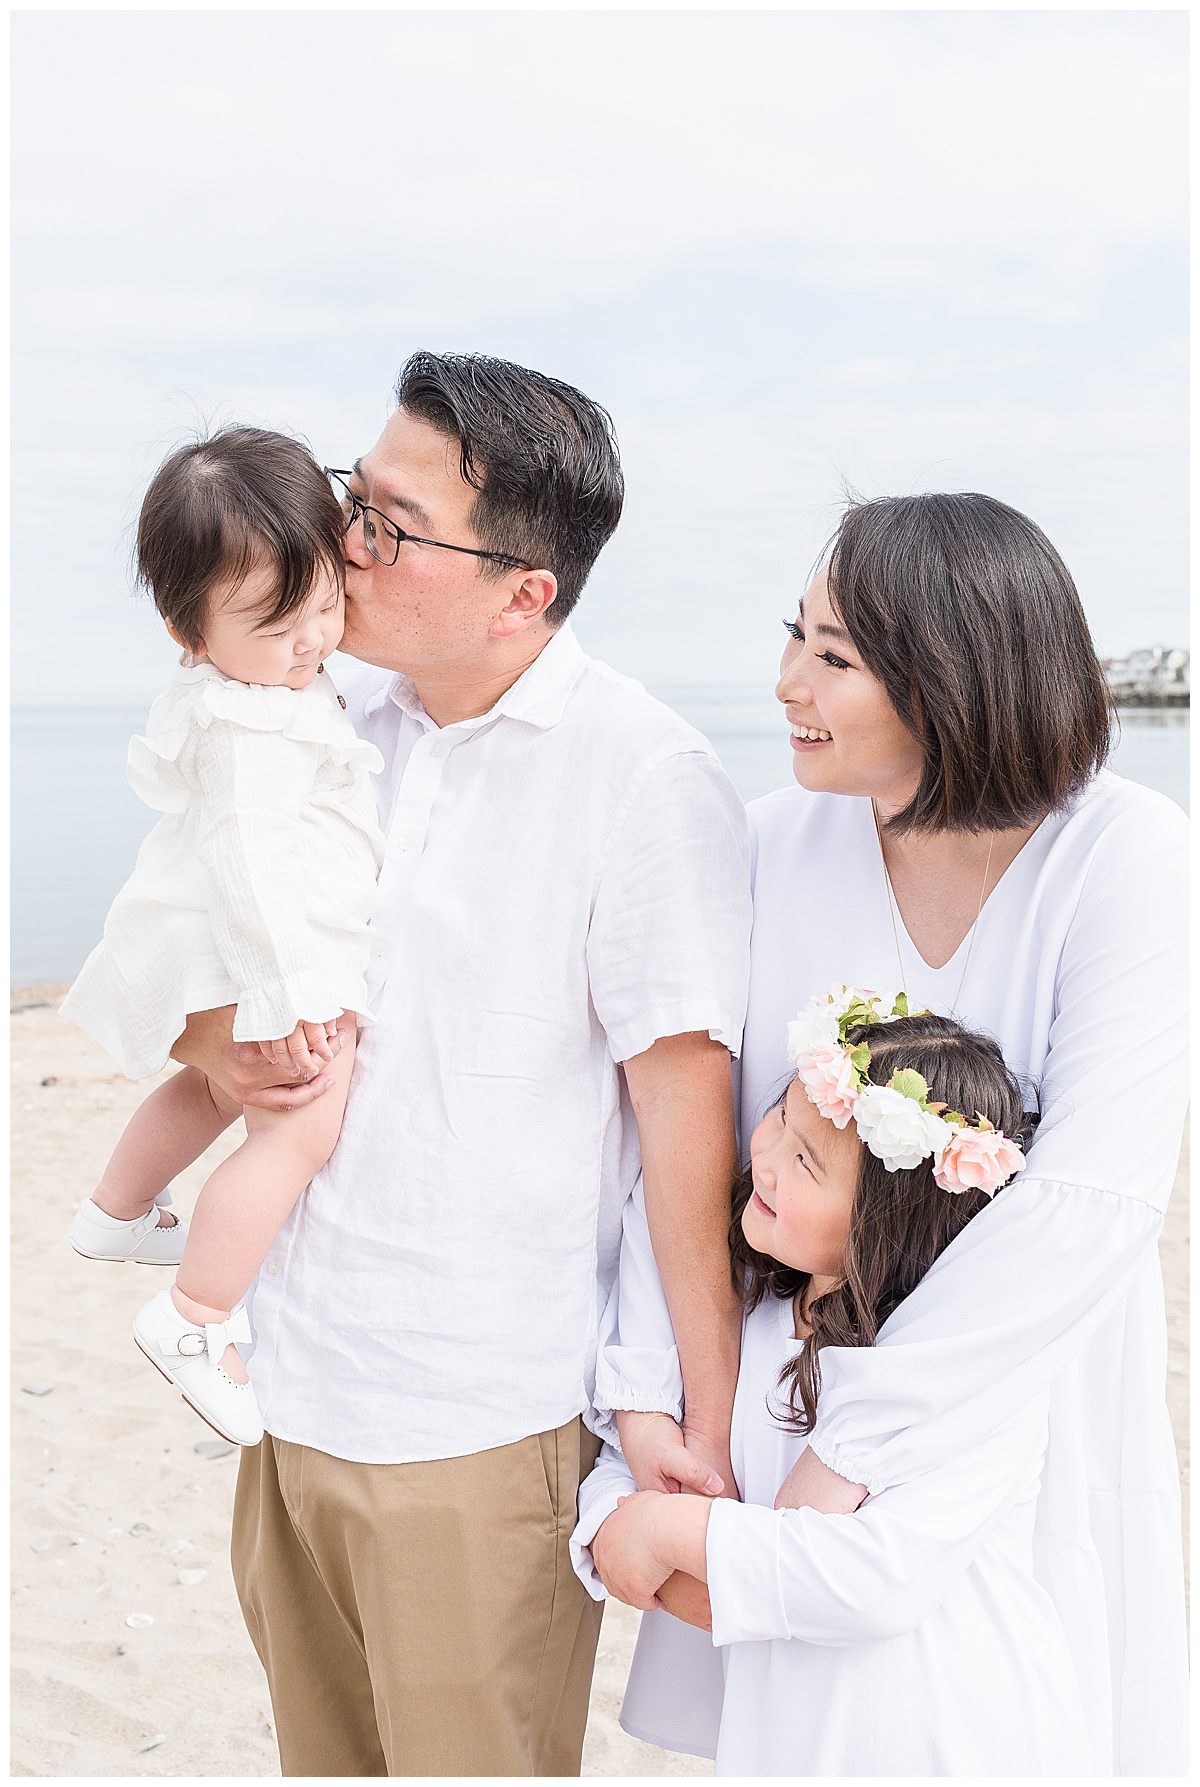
[133,1291,264,1447]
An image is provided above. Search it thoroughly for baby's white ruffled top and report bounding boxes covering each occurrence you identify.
[62,661,385,1079]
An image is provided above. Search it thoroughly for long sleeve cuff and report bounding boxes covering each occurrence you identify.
[570,1444,637,1600]
[706,1498,790,1645]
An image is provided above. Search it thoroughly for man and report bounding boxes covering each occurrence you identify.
[173,353,750,1775]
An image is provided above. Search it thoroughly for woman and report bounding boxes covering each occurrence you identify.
[583,492,1188,1774]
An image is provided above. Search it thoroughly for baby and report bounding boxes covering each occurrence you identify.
[61,426,384,1446]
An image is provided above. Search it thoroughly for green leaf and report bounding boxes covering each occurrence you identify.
[849,1041,872,1077]
[892,991,910,1018]
[889,1067,930,1106]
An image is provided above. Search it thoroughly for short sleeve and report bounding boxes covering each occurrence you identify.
[587,750,752,1063]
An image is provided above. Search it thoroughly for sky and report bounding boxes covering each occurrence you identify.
[11,5,1188,706]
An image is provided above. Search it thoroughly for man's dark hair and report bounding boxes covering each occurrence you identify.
[823,492,1113,834]
[136,427,345,651]
[394,351,624,625]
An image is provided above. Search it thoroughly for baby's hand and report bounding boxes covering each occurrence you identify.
[256,1019,341,1076]
[616,1411,725,1498]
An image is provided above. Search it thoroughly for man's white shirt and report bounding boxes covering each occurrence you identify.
[247,623,752,1463]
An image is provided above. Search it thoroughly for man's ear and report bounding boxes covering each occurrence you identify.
[489,570,558,639]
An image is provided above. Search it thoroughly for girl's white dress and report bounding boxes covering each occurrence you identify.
[584,769,1189,1776]
[574,1215,1090,1775]
[61,662,385,1079]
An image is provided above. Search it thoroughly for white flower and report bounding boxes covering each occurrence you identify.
[853,1084,953,1172]
[786,1001,841,1062]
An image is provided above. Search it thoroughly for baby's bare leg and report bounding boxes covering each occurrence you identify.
[174,1027,355,1319]
[94,1066,241,1222]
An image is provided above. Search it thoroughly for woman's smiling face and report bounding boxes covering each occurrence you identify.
[742,1076,861,1276]
[777,569,926,810]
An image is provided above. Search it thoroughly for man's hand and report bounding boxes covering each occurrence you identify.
[590,1490,711,1613]
[257,1018,341,1076]
[774,1446,868,1514]
[617,1411,725,1497]
[170,1005,346,1112]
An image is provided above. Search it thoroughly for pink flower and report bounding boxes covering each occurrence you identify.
[796,1045,861,1129]
[934,1127,1026,1197]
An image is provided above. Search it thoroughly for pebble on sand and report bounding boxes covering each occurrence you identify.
[137,1734,166,1753]
[178,1568,207,1586]
[125,1613,155,1629]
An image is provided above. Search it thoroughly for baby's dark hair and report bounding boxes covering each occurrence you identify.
[135,427,346,651]
[730,1011,1037,1433]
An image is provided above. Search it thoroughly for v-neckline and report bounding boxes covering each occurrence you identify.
[865,802,1048,977]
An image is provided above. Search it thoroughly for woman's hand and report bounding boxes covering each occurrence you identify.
[257,1019,341,1075]
[774,1446,867,1513]
[616,1411,726,1497]
[591,1490,712,1612]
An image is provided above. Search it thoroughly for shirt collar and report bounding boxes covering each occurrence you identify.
[368,623,589,733]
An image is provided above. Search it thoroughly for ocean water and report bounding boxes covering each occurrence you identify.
[10,699,1189,988]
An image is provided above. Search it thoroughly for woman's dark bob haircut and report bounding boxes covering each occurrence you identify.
[136,427,346,652]
[822,493,1113,834]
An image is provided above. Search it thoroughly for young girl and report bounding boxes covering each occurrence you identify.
[573,987,1090,1775]
[61,427,384,1448]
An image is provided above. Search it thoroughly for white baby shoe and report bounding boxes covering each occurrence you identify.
[68,1193,187,1266]
[132,1290,264,1447]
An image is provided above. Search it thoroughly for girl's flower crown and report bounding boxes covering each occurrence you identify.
[786,984,1027,1198]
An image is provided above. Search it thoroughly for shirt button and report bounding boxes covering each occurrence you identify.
[373,940,389,957]
[399,835,416,852]
[267,1260,282,1277]
[430,740,445,759]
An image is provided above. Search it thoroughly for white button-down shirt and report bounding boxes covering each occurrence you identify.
[247,624,752,1464]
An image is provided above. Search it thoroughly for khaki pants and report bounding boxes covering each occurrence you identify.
[231,1419,603,1777]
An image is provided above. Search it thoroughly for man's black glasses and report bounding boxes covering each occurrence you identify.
[324,469,527,570]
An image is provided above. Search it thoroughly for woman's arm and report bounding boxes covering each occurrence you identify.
[593,1396,1047,1647]
[796,800,1188,1497]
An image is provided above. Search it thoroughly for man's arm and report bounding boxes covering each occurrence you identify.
[623,1030,742,1493]
[170,1004,345,1111]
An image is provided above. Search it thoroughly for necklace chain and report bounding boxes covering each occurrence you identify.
[872,802,994,1018]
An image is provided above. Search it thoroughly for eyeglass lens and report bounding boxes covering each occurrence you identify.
[330,474,400,566]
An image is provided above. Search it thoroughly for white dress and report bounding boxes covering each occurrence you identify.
[61,661,385,1078]
[574,1261,1091,1776]
[588,769,1189,1776]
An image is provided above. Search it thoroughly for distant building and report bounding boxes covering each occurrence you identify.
[1102,645,1189,707]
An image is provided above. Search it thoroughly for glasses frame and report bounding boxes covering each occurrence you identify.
[323,468,527,571]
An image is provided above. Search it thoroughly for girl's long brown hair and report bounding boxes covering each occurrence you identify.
[730,1012,1037,1433]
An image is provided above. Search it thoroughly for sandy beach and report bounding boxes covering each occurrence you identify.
[11,988,1188,1777]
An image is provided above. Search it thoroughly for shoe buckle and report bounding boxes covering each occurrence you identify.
[175,1332,207,1357]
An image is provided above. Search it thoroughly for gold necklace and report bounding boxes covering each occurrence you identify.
[872,801,994,1017]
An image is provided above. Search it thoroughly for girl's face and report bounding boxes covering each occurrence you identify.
[742,1077,861,1277]
[776,569,925,812]
[182,559,345,689]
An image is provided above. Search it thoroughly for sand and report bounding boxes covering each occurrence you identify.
[10,988,1189,1777]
